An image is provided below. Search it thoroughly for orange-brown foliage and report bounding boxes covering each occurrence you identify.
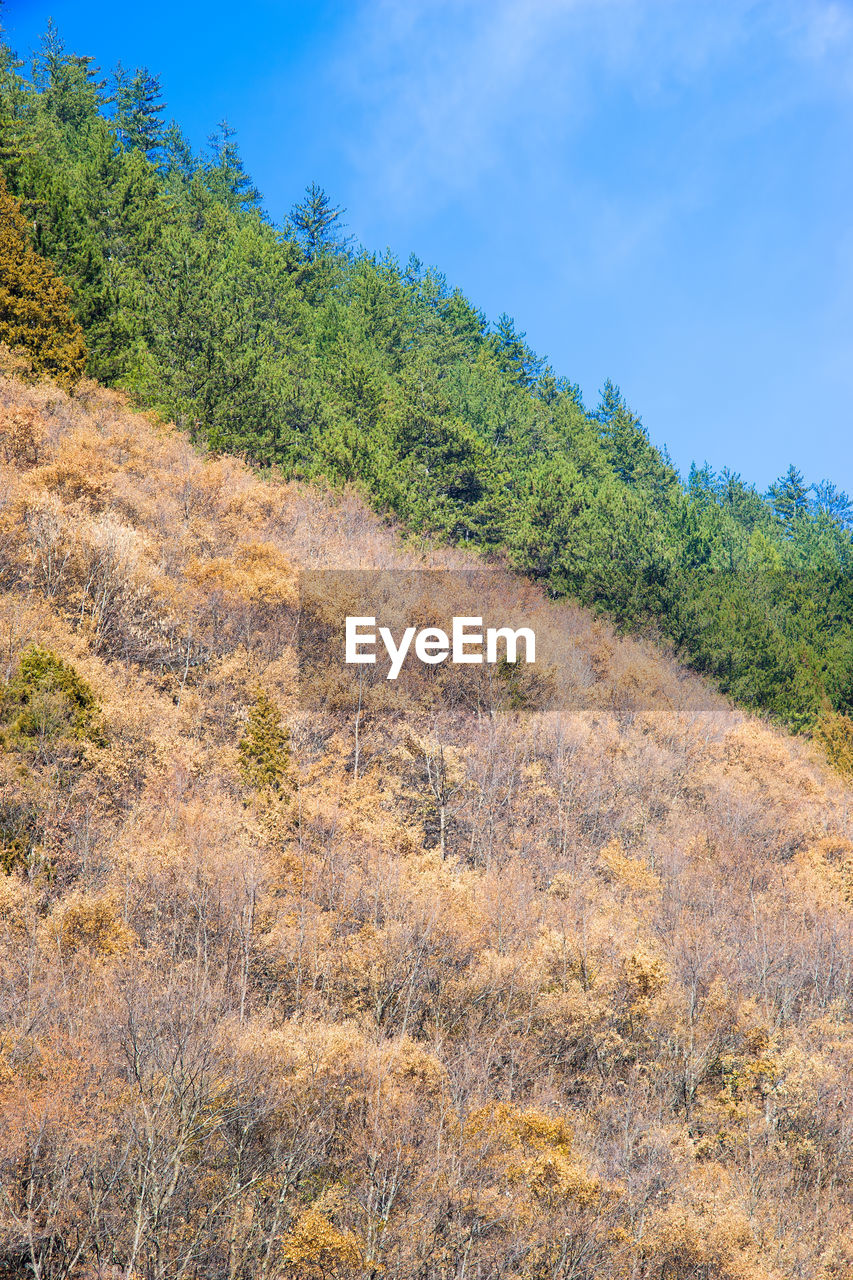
[0,371,851,1279]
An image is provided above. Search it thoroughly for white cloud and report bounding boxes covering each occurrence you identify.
[781,0,853,91]
[332,0,853,262]
[335,0,623,212]
[793,0,853,58]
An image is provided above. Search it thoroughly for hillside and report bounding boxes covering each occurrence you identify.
[1,25,853,742]
[2,372,853,1279]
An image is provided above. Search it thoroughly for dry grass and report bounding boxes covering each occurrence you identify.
[0,373,850,1279]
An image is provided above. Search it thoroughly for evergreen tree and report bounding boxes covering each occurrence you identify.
[491,313,544,387]
[687,461,718,507]
[812,479,853,530]
[239,688,291,795]
[0,173,87,386]
[768,464,809,528]
[289,182,346,260]
[160,120,196,183]
[594,379,676,496]
[112,62,165,158]
[32,20,104,143]
[444,287,487,351]
[0,32,30,191]
[716,467,767,532]
[205,119,261,213]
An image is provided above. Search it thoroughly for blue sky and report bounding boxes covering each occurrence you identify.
[6,0,853,492]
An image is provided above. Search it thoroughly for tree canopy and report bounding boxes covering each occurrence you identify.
[0,21,850,741]
[0,173,87,387]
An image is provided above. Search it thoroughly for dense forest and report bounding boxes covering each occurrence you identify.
[0,20,852,752]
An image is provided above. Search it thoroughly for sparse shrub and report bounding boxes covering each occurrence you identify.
[0,403,44,466]
[0,794,39,874]
[0,361,851,1279]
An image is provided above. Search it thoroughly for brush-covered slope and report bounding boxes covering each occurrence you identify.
[1,372,853,1280]
[3,30,853,741]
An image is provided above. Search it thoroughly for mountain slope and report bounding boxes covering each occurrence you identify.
[2,372,853,1280]
[2,28,853,741]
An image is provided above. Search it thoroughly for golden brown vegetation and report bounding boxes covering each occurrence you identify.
[1,373,852,1279]
[0,180,87,389]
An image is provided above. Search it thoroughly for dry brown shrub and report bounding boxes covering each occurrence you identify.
[0,403,45,467]
[46,891,133,957]
[1,369,852,1277]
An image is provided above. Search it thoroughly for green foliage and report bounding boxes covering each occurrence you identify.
[205,119,261,213]
[768,464,809,529]
[111,62,165,158]
[494,655,555,711]
[814,708,853,778]
[0,646,104,872]
[1,646,104,748]
[491,312,544,387]
[289,182,346,261]
[0,173,87,387]
[238,689,291,796]
[2,20,852,741]
[0,794,39,874]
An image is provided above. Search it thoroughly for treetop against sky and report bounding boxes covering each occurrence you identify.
[6,0,853,491]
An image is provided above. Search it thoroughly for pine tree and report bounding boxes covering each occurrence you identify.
[0,174,87,387]
[811,479,853,530]
[594,379,676,497]
[112,62,165,158]
[205,119,261,213]
[687,461,718,507]
[0,34,30,191]
[716,467,767,531]
[33,20,104,143]
[2,645,103,744]
[289,183,346,260]
[160,120,196,184]
[768,464,809,528]
[238,688,291,795]
[491,313,544,387]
